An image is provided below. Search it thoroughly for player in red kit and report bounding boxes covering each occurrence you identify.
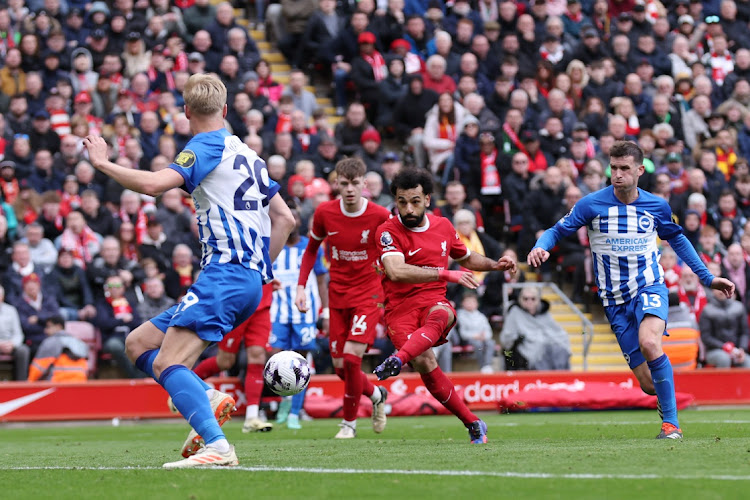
[295,158,391,439]
[374,168,517,444]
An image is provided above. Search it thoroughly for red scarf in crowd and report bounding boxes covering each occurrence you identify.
[276,112,292,133]
[362,50,387,81]
[107,295,133,319]
[677,284,708,321]
[59,192,81,217]
[59,225,100,269]
[479,148,502,196]
[174,262,194,289]
[438,116,456,142]
[119,207,148,245]
[502,123,527,154]
[0,178,18,204]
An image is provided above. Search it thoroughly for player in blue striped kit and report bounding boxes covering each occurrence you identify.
[528,141,735,439]
[270,206,328,429]
[84,74,295,467]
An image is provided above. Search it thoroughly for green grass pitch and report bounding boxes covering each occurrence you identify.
[1,409,749,499]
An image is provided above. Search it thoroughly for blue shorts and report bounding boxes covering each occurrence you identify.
[604,284,669,369]
[270,322,317,351]
[151,264,263,342]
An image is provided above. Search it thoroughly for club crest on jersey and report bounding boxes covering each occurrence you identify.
[441,241,447,256]
[380,231,393,247]
[331,246,339,260]
[361,229,370,244]
[638,212,654,232]
[174,150,196,168]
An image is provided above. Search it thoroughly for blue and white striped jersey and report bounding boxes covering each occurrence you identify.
[536,186,685,306]
[168,129,280,282]
[270,236,328,325]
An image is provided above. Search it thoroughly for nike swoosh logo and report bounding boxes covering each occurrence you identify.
[408,249,421,256]
[328,232,339,236]
[421,332,433,343]
[0,388,57,417]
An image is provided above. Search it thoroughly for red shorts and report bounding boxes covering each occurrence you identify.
[218,284,273,354]
[329,302,381,358]
[386,300,457,350]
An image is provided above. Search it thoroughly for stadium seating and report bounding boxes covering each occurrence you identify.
[662,327,701,371]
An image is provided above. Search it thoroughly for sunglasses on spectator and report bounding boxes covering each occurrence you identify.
[107,283,124,288]
[14,134,29,140]
[705,16,720,23]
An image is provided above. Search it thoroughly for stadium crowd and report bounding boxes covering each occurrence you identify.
[1,0,750,381]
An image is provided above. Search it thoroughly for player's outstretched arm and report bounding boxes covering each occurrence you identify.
[382,254,479,289]
[268,193,296,262]
[460,252,517,275]
[83,135,184,197]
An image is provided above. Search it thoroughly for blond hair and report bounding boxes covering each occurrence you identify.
[183,74,227,117]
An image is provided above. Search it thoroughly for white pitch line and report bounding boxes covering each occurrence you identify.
[4,466,750,481]
[490,419,750,426]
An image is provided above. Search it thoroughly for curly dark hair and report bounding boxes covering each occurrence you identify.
[390,168,433,196]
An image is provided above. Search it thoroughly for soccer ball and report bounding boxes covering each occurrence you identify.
[263,351,311,396]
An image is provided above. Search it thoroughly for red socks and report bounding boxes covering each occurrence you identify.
[244,363,264,407]
[396,308,451,365]
[193,356,220,379]
[343,353,365,421]
[335,367,345,381]
[421,366,477,426]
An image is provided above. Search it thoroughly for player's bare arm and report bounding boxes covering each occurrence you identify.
[83,135,185,197]
[267,194,296,262]
[460,252,517,275]
[381,254,479,289]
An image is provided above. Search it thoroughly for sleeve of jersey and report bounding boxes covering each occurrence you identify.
[168,142,223,193]
[298,238,323,287]
[449,230,471,261]
[669,234,715,287]
[377,224,403,260]
[309,210,326,241]
[313,246,328,275]
[535,199,590,252]
[267,178,280,200]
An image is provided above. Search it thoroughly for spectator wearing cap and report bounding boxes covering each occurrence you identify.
[355,127,386,175]
[183,0,216,42]
[569,26,608,67]
[561,0,591,39]
[656,152,690,195]
[87,1,111,28]
[351,31,388,124]
[629,2,653,40]
[0,48,26,97]
[11,271,59,355]
[29,109,62,154]
[63,8,88,48]
[72,91,102,136]
[123,32,150,79]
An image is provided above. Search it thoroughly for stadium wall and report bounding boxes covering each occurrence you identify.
[1,370,749,422]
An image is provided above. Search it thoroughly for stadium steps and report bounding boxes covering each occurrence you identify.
[245,26,344,126]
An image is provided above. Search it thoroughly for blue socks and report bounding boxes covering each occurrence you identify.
[135,349,212,391]
[290,387,308,416]
[648,354,679,428]
[160,365,225,445]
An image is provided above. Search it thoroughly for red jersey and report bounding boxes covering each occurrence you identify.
[310,198,391,307]
[376,213,470,315]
